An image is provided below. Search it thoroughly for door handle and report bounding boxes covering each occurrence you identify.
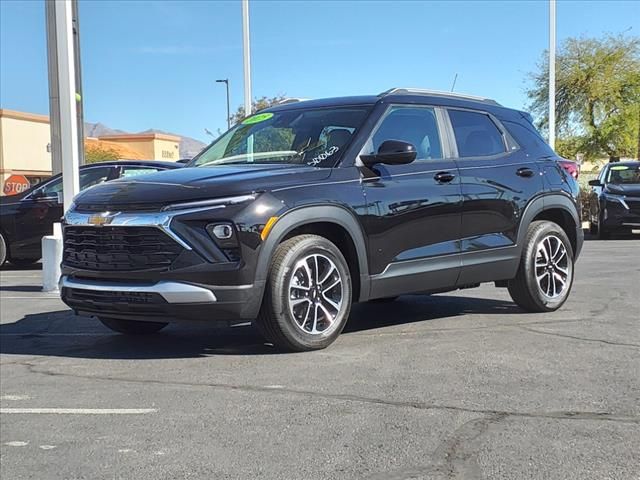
[434,171,455,183]
[516,167,535,178]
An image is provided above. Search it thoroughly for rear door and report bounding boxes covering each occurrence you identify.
[360,104,462,298]
[445,108,543,284]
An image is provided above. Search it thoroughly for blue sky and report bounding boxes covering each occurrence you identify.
[1,0,638,143]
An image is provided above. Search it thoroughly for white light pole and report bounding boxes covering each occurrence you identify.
[241,0,252,117]
[42,0,81,291]
[549,0,556,150]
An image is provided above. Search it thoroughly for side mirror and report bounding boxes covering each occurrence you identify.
[30,188,45,199]
[360,140,417,167]
[588,179,602,187]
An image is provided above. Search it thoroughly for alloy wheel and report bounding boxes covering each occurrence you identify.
[288,253,344,335]
[534,234,571,299]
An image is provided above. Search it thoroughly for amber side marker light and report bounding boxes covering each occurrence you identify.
[260,216,279,241]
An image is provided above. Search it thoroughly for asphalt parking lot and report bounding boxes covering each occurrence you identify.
[1,236,639,480]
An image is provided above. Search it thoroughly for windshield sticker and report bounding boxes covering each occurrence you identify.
[307,146,339,166]
[610,165,629,170]
[242,112,274,125]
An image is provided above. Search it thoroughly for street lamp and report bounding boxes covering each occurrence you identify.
[216,78,230,129]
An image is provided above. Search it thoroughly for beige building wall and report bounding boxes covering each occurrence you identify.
[95,134,180,161]
[0,110,181,195]
[0,110,52,189]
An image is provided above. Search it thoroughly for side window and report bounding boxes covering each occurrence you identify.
[39,167,111,197]
[368,106,443,161]
[79,168,111,190]
[449,109,506,158]
[121,167,162,178]
[39,177,63,197]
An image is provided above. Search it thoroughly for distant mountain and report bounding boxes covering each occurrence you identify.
[84,122,126,137]
[139,128,207,159]
[83,122,206,159]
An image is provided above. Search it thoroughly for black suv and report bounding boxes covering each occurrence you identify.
[60,89,583,351]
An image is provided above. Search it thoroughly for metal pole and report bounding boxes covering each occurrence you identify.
[216,79,230,129]
[71,0,85,165]
[549,0,556,150]
[241,0,252,117]
[53,0,80,212]
[225,80,231,128]
[45,0,62,176]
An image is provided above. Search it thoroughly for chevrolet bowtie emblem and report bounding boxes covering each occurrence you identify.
[88,212,119,226]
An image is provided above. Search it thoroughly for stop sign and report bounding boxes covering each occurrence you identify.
[3,174,31,196]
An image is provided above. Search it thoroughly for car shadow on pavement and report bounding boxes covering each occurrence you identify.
[0,262,43,271]
[0,285,45,293]
[0,294,519,359]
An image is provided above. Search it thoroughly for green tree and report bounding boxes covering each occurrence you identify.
[229,95,287,126]
[527,34,640,160]
[84,144,120,164]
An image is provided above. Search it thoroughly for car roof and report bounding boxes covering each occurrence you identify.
[262,89,516,117]
[81,160,183,169]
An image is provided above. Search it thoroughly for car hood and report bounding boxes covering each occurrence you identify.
[73,164,331,209]
[605,183,640,197]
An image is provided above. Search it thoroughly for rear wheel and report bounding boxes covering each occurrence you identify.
[256,234,352,352]
[0,233,6,267]
[595,218,610,240]
[508,220,574,312]
[99,317,168,335]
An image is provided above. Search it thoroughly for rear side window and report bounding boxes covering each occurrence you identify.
[449,110,506,158]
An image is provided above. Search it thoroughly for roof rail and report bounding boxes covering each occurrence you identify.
[277,97,311,105]
[379,88,501,106]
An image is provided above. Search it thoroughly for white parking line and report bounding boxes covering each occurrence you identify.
[1,408,157,414]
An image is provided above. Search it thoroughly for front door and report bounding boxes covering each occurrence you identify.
[359,105,462,298]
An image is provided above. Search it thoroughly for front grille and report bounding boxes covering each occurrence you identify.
[63,287,166,306]
[63,226,184,271]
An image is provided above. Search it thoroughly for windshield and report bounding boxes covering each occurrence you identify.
[606,164,640,184]
[191,106,370,168]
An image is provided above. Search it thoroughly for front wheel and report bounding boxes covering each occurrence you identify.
[99,317,168,335]
[256,234,352,352]
[508,220,574,312]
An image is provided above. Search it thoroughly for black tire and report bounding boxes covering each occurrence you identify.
[588,221,598,235]
[9,257,40,268]
[0,233,6,268]
[507,220,574,312]
[255,234,352,352]
[595,218,610,240]
[99,317,168,335]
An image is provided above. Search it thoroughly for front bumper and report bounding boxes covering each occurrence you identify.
[60,275,264,323]
[602,198,640,230]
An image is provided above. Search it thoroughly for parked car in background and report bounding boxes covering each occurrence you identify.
[588,161,640,239]
[0,160,183,267]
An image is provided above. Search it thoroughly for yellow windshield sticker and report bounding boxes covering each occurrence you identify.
[610,165,629,170]
[242,112,274,125]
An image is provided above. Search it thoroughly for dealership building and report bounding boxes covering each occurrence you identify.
[0,109,180,195]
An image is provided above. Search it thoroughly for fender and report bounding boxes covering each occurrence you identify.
[254,204,371,302]
[516,192,581,257]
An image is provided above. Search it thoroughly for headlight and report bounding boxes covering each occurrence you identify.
[603,193,629,210]
[161,194,256,212]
